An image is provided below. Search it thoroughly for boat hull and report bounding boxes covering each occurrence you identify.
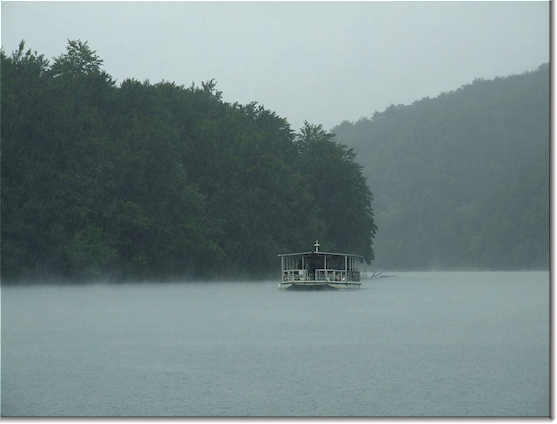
[278,280,361,289]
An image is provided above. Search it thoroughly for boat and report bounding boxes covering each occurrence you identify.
[278,240,363,289]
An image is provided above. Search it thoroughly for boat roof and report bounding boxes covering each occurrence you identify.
[277,251,363,259]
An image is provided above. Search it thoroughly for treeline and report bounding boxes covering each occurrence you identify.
[1,40,376,281]
[333,64,549,270]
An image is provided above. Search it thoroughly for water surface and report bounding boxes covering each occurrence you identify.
[2,271,549,416]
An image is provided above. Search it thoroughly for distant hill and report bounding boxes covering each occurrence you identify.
[333,64,549,270]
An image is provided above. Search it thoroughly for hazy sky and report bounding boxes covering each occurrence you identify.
[1,1,549,130]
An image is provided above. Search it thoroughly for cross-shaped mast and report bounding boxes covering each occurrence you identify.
[313,240,320,253]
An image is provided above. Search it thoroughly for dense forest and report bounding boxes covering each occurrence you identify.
[1,40,376,281]
[333,64,549,270]
[2,40,549,280]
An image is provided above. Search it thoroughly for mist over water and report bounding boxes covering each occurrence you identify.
[2,271,549,416]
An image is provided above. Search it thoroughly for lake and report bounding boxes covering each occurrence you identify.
[1,271,549,416]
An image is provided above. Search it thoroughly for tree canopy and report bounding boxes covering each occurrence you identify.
[333,64,549,270]
[1,40,377,281]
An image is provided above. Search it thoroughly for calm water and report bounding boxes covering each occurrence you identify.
[1,271,549,416]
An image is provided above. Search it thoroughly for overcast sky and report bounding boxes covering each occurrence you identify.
[1,1,549,130]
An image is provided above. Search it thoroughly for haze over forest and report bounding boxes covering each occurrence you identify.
[334,64,549,270]
[1,39,549,281]
[1,3,549,281]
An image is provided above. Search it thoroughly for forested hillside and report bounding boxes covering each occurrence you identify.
[1,40,376,281]
[333,64,549,270]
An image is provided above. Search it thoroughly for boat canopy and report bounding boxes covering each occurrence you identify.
[277,251,363,260]
[277,240,363,260]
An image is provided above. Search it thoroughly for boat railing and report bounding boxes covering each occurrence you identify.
[282,269,360,282]
[315,269,348,282]
[283,269,307,281]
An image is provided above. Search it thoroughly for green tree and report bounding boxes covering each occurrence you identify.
[2,40,377,281]
[295,122,377,262]
[333,64,549,270]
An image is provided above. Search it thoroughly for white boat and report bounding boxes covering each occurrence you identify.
[278,240,363,289]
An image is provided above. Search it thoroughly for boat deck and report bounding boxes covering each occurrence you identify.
[278,280,362,289]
